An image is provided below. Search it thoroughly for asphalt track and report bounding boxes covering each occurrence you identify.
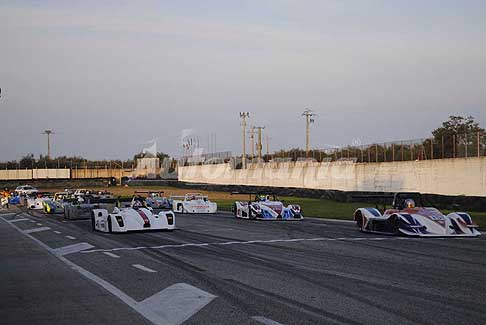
[1,208,486,325]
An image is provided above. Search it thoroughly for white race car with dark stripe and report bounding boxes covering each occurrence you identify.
[91,196,175,233]
[354,192,480,237]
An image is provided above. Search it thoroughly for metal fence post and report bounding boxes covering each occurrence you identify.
[478,131,481,158]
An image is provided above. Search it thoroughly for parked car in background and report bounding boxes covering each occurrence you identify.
[15,185,38,196]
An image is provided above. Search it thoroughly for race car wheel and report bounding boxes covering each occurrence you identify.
[233,203,237,218]
[177,203,183,213]
[91,213,96,231]
[107,215,112,233]
[355,211,364,231]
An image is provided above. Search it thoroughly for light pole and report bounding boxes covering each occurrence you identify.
[239,112,250,168]
[302,110,316,157]
[253,126,265,161]
[42,130,54,159]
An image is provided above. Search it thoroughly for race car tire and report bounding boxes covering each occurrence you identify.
[233,203,237,218]
[355,211,364,231]
[91,213,96,231]
[107,215,112,233]
[248,208,256,220]
[177,203,183,213]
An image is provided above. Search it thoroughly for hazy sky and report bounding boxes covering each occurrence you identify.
[1,0,485,160]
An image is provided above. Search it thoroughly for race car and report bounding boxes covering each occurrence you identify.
[64,196,117,220]
[135,191,172,209]
[171,193,217,214]
[26,193,52,210]
[353,192,481,237]
[42,199,64,214]
[232,192,303,220]
[91,195,175,233]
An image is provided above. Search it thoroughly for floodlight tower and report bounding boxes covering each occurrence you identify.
[42,130,54,159]
[302,109,316,157]
[239,112,250,168]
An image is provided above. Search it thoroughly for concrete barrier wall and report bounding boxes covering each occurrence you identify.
[0,168,133,180]
[178,157,486,197]
[33,169,70,179]
[0,169,32,180]
[71,168,133,179]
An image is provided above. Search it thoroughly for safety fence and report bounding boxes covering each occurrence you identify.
[226,132,486,167]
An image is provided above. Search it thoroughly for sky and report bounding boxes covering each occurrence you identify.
[1,0,485,160]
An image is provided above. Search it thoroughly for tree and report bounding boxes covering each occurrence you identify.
[431,115,484,158]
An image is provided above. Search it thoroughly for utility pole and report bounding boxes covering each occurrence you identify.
[250,126,255,161]
[42,130,54,159]
[239,112,250,169]
[302,110,316,157]
[253,126,265,161]
[266,134,270,155]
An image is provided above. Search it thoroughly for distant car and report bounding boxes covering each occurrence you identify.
[15,185,38,196]
[232,192,303,220]
[73,189,91,197]
[91,195,175,233]
[353,192,481,237]
[135,191,172,209]
[171,193,217,214]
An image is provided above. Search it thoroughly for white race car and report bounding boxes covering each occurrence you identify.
[354,192,481,237]
[232,192,303,220]
[171,193,217,214]
[27,193,52,210]
[91,195,175,233]
[15,185,38,196]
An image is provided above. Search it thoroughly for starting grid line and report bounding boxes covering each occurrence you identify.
[81,236,409,254]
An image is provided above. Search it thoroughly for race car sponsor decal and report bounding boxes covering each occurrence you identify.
[137,210,150,226]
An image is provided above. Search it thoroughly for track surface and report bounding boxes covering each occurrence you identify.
[1,208,486,325]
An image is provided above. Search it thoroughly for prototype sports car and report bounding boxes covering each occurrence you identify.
[135,191,172,209]
[27,193,52,210]
[64,196,116,220]
[91,195,175,233]
[354,192,481,237]
[43,199,64,214]
[171,193,217,214]
[232,192,303,220]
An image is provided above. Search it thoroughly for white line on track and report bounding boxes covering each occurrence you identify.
[36,223,42,226]
[53,243,95,256]
[53,231,61,234]
[103,252,120,258]
[30,220,35,223]
[252,316,285,325]
[65,235,76,240]
[8,218,29,223]
[82,236,401,254]
[132,264,157,273]
[24,226,51,234]
[1,216,214,325]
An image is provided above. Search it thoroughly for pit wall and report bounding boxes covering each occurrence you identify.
[178,157,486,197]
